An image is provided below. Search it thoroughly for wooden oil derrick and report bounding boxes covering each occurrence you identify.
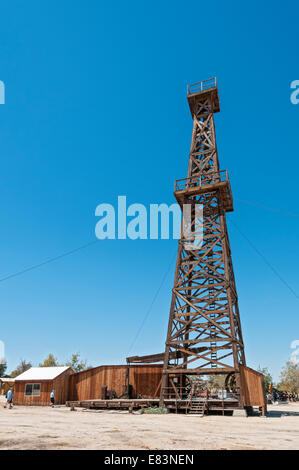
[160,78,246,407]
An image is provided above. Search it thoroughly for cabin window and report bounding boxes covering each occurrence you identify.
[25,383,41,396]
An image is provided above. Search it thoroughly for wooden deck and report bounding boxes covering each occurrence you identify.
[66,397,241,414]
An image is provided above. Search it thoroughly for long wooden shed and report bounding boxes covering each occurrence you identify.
[12,363,266,413]
[68,364,163,401]
[14,366,74,405]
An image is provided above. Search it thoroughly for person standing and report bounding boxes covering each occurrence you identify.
[50,389,55,407]
[6,388,13,409]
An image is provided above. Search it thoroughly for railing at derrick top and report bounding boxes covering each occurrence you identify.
[175,169,228,192]
[187,77,217,96]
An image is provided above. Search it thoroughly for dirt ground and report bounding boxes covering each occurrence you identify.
[0,396,299,450]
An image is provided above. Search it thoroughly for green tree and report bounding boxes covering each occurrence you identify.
[257,366,273,392]
[0,360,7,377]
[65,353,90,373]
[39,353,60,367]
[10,359,32,378]
[278,361,299,393]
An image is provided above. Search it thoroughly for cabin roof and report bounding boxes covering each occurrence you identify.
[15,366,70,381]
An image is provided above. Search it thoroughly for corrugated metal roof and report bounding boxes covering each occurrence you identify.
[14,366,70,381]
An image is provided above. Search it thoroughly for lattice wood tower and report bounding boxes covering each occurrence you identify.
[160,78,246,404]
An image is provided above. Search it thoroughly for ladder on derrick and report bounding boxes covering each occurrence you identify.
[208,249,217,368]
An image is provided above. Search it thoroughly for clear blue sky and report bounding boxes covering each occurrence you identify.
[0,1,298,381]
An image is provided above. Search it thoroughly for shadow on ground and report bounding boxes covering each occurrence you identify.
[266,409,299,418]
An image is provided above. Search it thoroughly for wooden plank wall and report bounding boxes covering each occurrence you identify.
[53,368,74,404]
[131,366,162,398]
[14,380,54,405]
[240,365,267,412]
[68,365,163,401]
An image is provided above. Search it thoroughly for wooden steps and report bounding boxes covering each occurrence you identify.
[188,399,207,416]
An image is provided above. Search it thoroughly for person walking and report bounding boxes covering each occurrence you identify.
[6,388,13,409]
[50,389,55,407]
